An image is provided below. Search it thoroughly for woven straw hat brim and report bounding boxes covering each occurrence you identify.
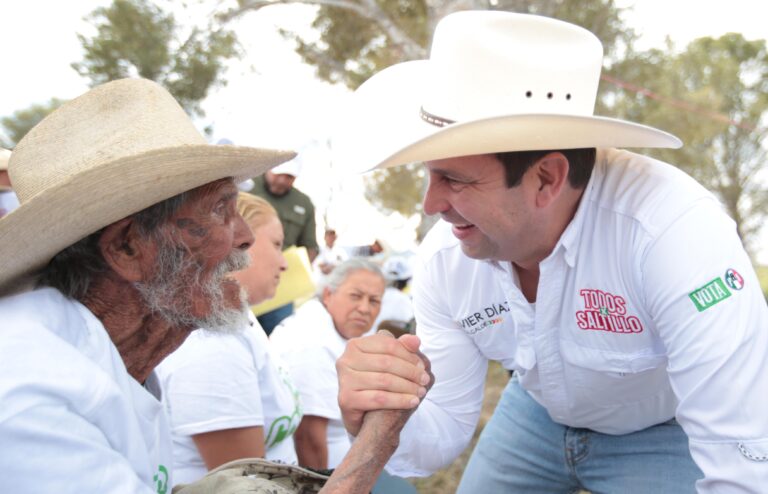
[333,59,681,174]
[0,144,294,294]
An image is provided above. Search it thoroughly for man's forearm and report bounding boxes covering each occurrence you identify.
[320,409,411,494]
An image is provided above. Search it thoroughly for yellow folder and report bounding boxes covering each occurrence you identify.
[252,246,316,316]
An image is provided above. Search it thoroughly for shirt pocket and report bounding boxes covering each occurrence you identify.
[561,343,667,375]
[560,342,669,407]
[280,210,306,245]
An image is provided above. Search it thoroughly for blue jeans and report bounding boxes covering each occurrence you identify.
[372,470,416,494]
[457,378,703,493]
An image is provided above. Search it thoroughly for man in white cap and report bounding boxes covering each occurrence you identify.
[248,152,319,334]
[249,154,319,262]
[0,147,20,217]
[0,78,415,494]
[334,11,768,493]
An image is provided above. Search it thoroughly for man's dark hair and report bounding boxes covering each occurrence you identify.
[496,148,596,189]
[37,191,189,300]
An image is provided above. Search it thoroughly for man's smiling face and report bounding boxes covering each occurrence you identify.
[423,153,541,265]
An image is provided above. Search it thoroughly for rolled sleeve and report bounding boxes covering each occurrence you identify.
[642,199,768,492]
[385,252,487,476]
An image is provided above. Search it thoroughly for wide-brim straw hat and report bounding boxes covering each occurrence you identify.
[0,78,295,294]
[0,148,11,192]
[332,11,681,173]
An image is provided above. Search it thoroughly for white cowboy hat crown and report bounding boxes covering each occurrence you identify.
[0,78,295,294]
[332,11,681,172]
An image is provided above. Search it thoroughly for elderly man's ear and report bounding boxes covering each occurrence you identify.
[98,218,153,282]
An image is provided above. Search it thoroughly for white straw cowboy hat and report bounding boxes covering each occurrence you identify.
[0,148,11,191]
[332,11,681,173]
[0,78,295,294]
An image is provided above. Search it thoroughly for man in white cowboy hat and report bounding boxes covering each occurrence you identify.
[0,78,415,494]
[333,11,768,493]
[0,147,20,218]
[249,151,319,263]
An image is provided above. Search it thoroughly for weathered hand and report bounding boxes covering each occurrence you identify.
[336,330,434,437]
[320,394,423,494]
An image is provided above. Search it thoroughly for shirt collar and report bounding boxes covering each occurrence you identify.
[551,147,606,268]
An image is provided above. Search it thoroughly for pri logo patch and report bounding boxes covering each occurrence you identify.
[689,268,743,312]
[724,268,744,291]
[575,289,644,333]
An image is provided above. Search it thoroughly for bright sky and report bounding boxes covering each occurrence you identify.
[2,0,767,256]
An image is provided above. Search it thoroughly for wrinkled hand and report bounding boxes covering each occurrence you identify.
[336,330,434,437]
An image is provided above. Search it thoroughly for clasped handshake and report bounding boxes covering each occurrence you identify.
[336,331,435,437]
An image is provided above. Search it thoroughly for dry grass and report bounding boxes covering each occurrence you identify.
[757,264,768,298]
[408,361,510,493]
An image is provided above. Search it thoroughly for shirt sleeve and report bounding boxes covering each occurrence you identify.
[641,198,768,492]
[296,198,319,251]
[384,252,488,477]
[163,338,266,436]
[0,400,156,493]
[284,345,341,420]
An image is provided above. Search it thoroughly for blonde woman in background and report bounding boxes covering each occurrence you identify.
[156,193,301,487]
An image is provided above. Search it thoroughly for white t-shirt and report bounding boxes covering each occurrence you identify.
[269,299,351,468]
[156,312,301,486]
[388,148,768,492]
[0,288,173,494]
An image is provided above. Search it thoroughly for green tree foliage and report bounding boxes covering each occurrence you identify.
[0,99,65,148]
[604,34,768,256]
[223,0,632,90]
[363,163,425,215]
[73,0,239,117]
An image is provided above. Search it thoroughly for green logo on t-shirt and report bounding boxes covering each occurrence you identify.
[266,413,300,448]
[154,464,168,494]
[689,277,731,312]
[265,366,302,449]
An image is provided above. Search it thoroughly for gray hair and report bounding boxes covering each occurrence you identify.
[37,191,189,299]
[133,238,250,332]
[319,258,385,295]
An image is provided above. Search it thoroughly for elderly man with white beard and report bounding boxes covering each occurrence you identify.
[0,78,422,494]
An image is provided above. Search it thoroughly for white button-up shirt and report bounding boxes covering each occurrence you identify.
[388,148,768,492]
